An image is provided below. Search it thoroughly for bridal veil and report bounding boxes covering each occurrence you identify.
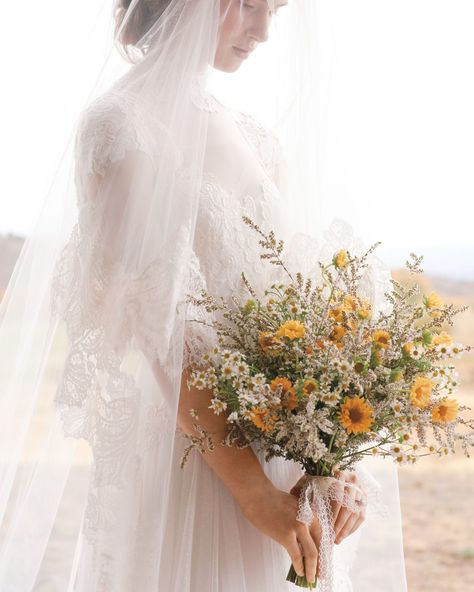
[0,1,407,589]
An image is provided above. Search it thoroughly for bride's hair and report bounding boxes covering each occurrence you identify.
[114,0,171,56]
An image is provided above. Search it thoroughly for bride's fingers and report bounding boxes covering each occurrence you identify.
[330,471,346,527]
[347,493,366,536]
[335,497,361,544]
[308,517,323,578]
[333,479,354,538]
[286,534,305,578]
[347,504,367,537]
[309,515,322,547]
[297,526,319,584]
[335,482,366,543]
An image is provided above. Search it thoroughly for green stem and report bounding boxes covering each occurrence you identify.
[286,562,317,589]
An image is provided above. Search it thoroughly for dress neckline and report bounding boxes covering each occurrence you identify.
[190,72,221,113]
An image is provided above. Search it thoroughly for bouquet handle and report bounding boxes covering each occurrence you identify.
[287,472,367,590]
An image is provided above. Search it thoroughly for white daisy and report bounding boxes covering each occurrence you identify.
[252,373,267,386]
[450,343,464,359]
[391,401,404,417]
[209,398,227,415]
[410,345,424,360]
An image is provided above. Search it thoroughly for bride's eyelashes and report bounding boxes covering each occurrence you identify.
[241,1,281,17]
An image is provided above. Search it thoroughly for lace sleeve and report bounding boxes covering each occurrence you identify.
[181,249,217,371]
[50,93,185,373]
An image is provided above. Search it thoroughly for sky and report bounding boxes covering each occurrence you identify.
[1,0,473,281]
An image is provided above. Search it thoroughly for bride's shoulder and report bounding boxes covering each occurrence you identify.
[74,91,157,177]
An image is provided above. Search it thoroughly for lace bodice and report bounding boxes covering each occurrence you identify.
[183,85,290,366]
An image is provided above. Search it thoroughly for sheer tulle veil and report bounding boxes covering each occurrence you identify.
[0,1,407,590]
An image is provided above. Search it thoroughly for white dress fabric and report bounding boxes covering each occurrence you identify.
[161,83,357,590]
[56,77,397,592]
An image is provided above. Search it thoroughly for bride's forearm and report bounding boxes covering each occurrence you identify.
[177,367,275,509]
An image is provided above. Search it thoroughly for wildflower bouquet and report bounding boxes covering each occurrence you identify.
[182,215,474,590]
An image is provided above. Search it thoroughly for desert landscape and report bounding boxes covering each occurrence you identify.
[391,268,474,592]
[1,233,473,590]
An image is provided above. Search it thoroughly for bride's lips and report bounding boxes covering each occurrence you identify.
[233,46,250,58]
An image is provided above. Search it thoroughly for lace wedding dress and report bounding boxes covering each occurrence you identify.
[49,75,392,591]
[160,81,359,592]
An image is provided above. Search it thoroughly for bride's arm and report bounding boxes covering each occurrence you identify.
[178,367,272,506]
[176,366,320,584]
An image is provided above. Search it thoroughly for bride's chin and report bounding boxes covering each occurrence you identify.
[212,54,243,73]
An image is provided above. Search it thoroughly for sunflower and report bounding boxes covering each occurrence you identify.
[338,396,374,434]
[409,376,434,409]
[424,291,443,309]
[275,319,306,340]
[373,329,391,349]
[432,398,459,423]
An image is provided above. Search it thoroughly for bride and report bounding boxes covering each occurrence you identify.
[0,1,407,590]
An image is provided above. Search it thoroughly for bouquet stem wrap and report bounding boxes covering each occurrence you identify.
[288,472,368,590]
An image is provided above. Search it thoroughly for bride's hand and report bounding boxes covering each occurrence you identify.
[330,469,367,544]
[289,469,367,546]
[239,482,322,584]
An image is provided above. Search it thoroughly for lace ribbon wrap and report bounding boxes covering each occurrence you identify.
[294,464,388,591]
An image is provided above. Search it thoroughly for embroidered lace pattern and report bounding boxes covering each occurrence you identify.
[49,84,287,548]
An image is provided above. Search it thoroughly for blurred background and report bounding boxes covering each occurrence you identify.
[1,1,473,590]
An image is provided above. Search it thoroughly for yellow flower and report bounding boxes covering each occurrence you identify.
[270,377,298,410]
[357,307,371,320]
[432,399,459,423]
[424,292,443,309]
[258,331,282,357]
[250,406,276,432]
[270,376,293,392]
[275,320,306,340]
[431,331,453,346]
[338,396,374,434]
[334,250,350,269]
[330,325,346,342]
[342,294,358,312]
[403,342,414,354]
[329,306,345,323]
[373,330,391,349]
[409,376,435,409]
[328,325,347,350]
[302,378,319,397]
